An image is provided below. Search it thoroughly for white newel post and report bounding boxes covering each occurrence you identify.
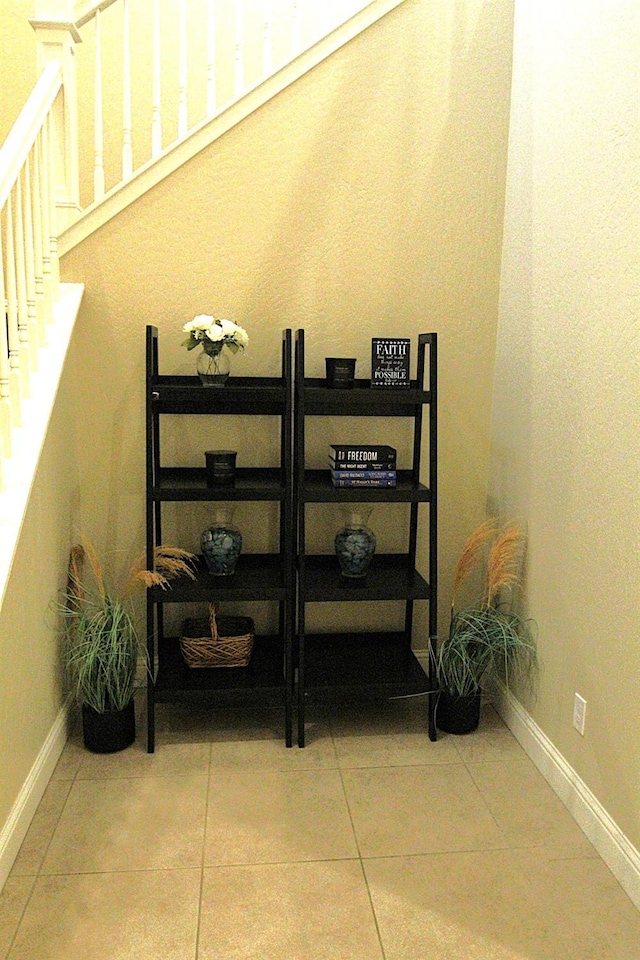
[29,7,81,232]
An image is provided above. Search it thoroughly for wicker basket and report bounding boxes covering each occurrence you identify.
[180,605,254,668]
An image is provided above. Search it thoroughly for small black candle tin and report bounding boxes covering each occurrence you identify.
[325,357,356,389]
[205,450,237,487]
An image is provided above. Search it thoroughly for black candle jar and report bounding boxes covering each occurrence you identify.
[205,450,237,487]
[325,357,356,389]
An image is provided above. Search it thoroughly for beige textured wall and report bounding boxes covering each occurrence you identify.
[490,0,640,846]
[0,0,36,142]
[61,0,514,641]
[0,340,83,832]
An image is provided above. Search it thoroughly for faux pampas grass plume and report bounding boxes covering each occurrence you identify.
[67,544,86,609]
[66,541,197,599]
[66,540,106,606]
[450,519,526,613]
[81,539,106,601]
[155,545,198,576]
[485,524,524,607]
[126,545,197,592]
[451,518,497,614]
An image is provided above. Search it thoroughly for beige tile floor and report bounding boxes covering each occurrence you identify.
[2,697,640,959]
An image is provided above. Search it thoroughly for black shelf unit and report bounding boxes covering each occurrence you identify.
[145,326,294,751]
[293,329,438,747]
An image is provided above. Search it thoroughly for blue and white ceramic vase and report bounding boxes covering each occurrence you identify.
[201,506,242,575]
[335,508,376,578]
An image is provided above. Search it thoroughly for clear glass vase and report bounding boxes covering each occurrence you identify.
[197,345,231,386]
[201,506,242,575]
[334,507,376,578]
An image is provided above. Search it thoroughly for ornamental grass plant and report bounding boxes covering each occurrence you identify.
[437,519,538,699]
[59,542,196,713]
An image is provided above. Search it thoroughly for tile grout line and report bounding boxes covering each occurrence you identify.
[15,864,207,878]
[2,874,35,960]
[194,741,213,960]
[460,751,517,854]
[3,753,80,960]
[333,735,388,960]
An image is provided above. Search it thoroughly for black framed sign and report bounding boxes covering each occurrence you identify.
[371,337,411,388]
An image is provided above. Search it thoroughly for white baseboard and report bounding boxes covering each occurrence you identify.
[0,697,71,892]
[491,680,640,910]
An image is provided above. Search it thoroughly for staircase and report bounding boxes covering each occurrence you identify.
[48,0,407,248]
[0,0,406,606]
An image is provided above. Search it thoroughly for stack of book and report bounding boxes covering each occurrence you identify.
[328,444,397,487]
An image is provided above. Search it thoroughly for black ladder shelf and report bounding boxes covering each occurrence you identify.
[293,329,438,747]
[145,326,294,750]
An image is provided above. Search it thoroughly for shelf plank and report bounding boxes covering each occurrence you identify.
[300,470,430,503]
[151,375,288,414]
[301,378,429,416]
[302,632,434,699]
[155,634,286,702]
[154,467,286,501]
[148,554,288,602]
[299,555,430,601]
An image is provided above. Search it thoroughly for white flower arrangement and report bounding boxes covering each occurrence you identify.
[182,315,249,356]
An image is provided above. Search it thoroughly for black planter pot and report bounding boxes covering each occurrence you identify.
[82,700,136,753]
[436,690,481,734]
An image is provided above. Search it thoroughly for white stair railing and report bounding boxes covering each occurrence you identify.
[206,0,216,118]
[30,0,379,212]
[151,0,163,156]
[0,61,62,485]
[93,7,105,198]
[121,0,133,179]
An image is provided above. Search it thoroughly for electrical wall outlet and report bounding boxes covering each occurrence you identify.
[573,693,587,735]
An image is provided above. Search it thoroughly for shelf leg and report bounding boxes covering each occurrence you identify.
[285,603,293,748]
[297,635,305,748]
[297,673,305,747]
[285,684,293,748]
[147,676,155,753]
[428,690,437,741]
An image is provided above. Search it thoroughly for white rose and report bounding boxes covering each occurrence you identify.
[204,323,224,342]
[183,314,215,333]
[220,319,248,347]
[217,319,237,337]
